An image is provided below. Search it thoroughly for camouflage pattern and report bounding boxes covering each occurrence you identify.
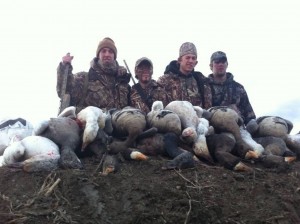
[179,42,197,57]
[134,57,153,78]
[130,80,170,114]
[210,51,227,63]
[206,72,256,124]
[57,58,131,112]
[157,60,211,108]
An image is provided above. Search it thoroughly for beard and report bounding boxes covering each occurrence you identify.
[215,72,226,78]
[98,59,117,69]
[140,79,151,85]
[137,73,151,85]
[139,76,151,85]
[91,57,118,75]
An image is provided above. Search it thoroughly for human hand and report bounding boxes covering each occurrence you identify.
[117,66,127,76]
[62,53,74,64]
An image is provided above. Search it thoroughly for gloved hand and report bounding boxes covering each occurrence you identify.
[117,66,127,76]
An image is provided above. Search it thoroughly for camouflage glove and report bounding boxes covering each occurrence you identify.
[117,66,127,76]
[117,66,131,83]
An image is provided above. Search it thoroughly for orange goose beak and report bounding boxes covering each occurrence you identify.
[245,150,259,159]
[234,162,253,172]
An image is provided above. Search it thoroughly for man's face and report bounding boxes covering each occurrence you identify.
[136,64,152,84]
[211,59,228,77]
[178,54,198,74]
[99,47,115,65]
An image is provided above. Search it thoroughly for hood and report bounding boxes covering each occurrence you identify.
[207,72,234,85]
[164,60,195,78]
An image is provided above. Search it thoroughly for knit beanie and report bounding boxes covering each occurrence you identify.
[134,57,153,79]
[96,37,117,59]
[179,42,197,57]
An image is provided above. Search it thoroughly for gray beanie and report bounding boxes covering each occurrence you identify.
[179,42,197,57]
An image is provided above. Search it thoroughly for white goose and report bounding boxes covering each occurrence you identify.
[0,135,60,172]
[76,106,107,151]
[0,117,33,155]
[240,126,264,157]
[57,106,77,119]
[165,101,211,161]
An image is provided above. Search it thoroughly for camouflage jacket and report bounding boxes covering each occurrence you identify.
[57,58,131,112]
[157,60,211,108]
[206,72,256,124]
[130,80,170,114]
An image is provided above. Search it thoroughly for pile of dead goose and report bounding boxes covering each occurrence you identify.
[0,101,299,174]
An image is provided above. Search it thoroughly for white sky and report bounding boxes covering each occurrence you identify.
[0,0,299,133]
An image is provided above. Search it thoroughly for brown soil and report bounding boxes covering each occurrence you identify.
[1,156,300,224]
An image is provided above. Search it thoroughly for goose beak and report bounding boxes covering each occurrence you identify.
[284,156,297,164]
[233,162,253,172]
[245,150,259,159]
[130,151,148,161]
[100,166,115,176]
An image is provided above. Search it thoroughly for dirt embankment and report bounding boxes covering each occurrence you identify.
[1,157,300,224]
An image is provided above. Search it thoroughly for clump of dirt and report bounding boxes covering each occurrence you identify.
[1,156,300,224]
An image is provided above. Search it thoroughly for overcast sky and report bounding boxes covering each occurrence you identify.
[0,0,299,133]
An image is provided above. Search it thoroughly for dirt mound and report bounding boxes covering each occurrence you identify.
[1,156,300,224]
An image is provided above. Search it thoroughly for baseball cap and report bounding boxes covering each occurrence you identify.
[210,51,227,63]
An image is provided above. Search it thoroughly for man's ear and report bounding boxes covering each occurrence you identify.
[209,63,213,70]
[177,57,182,63]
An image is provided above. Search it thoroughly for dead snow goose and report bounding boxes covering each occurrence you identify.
[76,106,107,151]
[0,117,33,155]
[0,135,60,172]
[165,101,212,161]
[57,106,77,119]
[191,117,214,163]
[165,101,200,145]
[240,126,264,157]
[165,101,199,140]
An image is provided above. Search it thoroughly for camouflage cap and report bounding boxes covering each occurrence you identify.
[179,42,197,57]
[134,57,153,78]
[210,51,227,63]
[96,37,117,59]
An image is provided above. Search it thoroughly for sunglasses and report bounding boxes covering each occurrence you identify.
[213,58,227,64]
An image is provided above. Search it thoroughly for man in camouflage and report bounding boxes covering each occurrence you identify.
[206,51,256,124]
[157,42,211,108]
[130,57,169,114]
[56,37,131,113]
